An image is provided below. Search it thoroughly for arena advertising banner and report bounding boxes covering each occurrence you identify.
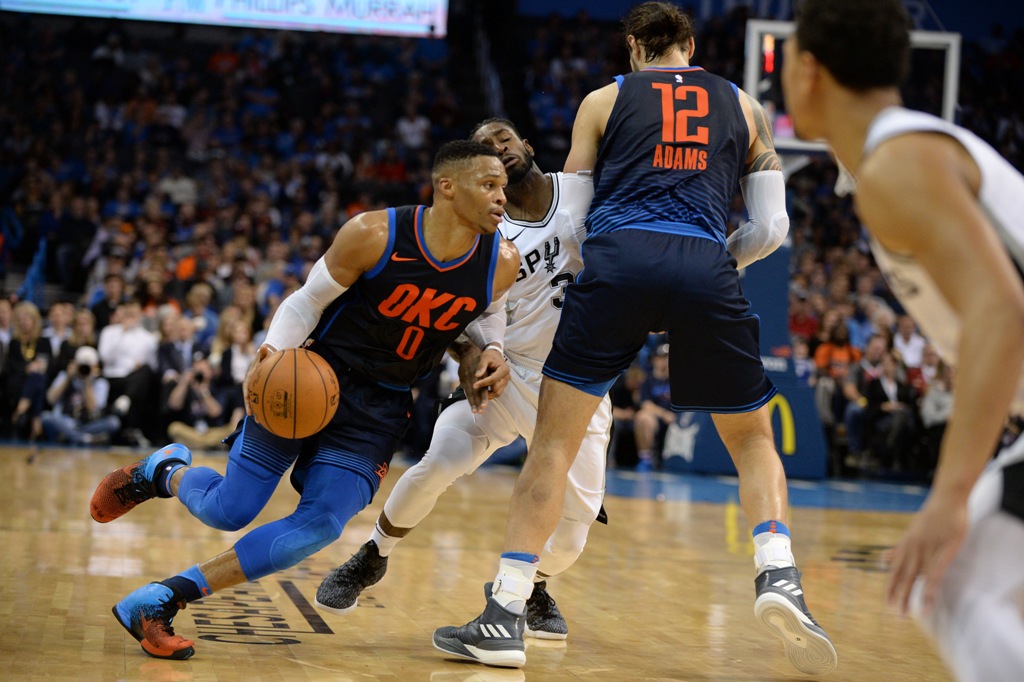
[0,0,448,37]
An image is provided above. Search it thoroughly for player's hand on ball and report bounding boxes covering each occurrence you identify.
[243,344,275,416]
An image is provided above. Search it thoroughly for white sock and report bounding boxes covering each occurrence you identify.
[370,523,401,557]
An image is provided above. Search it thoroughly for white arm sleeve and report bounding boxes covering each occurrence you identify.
[263,256,349,351]
[727,170,790,270]
[558,172,594,260]
[462,292,508,352]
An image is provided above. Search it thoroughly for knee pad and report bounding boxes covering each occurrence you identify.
[268,512,344,571]
[410,425,484,487]
[539,520,591,578]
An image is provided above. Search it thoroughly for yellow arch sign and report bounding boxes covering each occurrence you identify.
[768,393,796,455]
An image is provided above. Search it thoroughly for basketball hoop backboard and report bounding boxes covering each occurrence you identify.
[744,19,962,156]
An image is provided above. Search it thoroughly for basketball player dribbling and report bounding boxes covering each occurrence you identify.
[783,2,1024,680]
[315,118,609,644]
[435,2,836,675]
[88,141,520,660]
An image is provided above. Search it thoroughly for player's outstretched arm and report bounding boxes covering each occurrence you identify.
[242,212,390,414]
[856,134,1024,616]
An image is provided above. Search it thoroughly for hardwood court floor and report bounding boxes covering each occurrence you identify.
[0,446,952,681]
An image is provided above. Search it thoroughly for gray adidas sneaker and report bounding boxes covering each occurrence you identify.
[754,566,838,675]
[432,583,526,668]
[315,540,388,614]
[525,580,568,640]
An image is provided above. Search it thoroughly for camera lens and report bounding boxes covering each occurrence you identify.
[78,364,92,376]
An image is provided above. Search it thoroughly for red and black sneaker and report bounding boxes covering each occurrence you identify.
[90,443,191,522]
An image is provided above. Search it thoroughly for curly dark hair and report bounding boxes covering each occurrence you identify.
[795,0,911,91]
[622,2,694,63]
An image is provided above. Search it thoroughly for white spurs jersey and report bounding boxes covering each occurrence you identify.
[863,106,1024,411]
[500,172,593,366]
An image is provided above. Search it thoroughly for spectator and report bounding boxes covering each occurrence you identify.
[156,165,199,207]
[395,102,431,153]
[808,307,842,357]
[0,299,13,362]
[157,311,196,377]
[165,352,236,451]
[792,336,817,388]
[633,343,673,471]
[70,308,99,353]
[41,345,120,445]
[842,334,889,467]
[227,277,264,337]
[97,299,158,445]
[210,318,255,421]
[910,342,942,396]
[919,364,954,481]
[182,282,219,349]
[608,363,646,468]
[45,301,77,377]
[813,322,862,430]
[863,352,919,474]
[206,305,243,368]
[90,273,127,331]
[788,290,818,341]
[892,314,927,369]
[4,302,54,440]
[138,272,181,330]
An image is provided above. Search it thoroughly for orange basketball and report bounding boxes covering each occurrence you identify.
[246,348,340,439]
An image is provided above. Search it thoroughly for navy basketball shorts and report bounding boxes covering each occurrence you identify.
[235,365,413,497]
[543,228,775,412]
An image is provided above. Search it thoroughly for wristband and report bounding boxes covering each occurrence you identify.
[483,342,504,354]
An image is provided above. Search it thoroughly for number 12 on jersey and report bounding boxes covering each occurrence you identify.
[651,83,709,143]
[651,83,709,170]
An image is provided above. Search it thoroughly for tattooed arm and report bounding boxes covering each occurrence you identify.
[740,91,783,174]
[726,90,789,269]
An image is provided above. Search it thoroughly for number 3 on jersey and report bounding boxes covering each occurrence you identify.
[550,272,575,310]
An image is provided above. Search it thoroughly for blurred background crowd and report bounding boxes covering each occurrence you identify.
[1,3,1022,482]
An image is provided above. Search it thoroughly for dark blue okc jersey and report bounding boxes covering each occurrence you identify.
[587,67,748,244]
[312,205,499,390]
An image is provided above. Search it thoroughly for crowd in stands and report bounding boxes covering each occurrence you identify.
[1,10,1023,480]
[0,15,460,451]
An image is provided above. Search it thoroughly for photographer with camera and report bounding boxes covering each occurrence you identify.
[41,346,121,445]
[165,351,233,451]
